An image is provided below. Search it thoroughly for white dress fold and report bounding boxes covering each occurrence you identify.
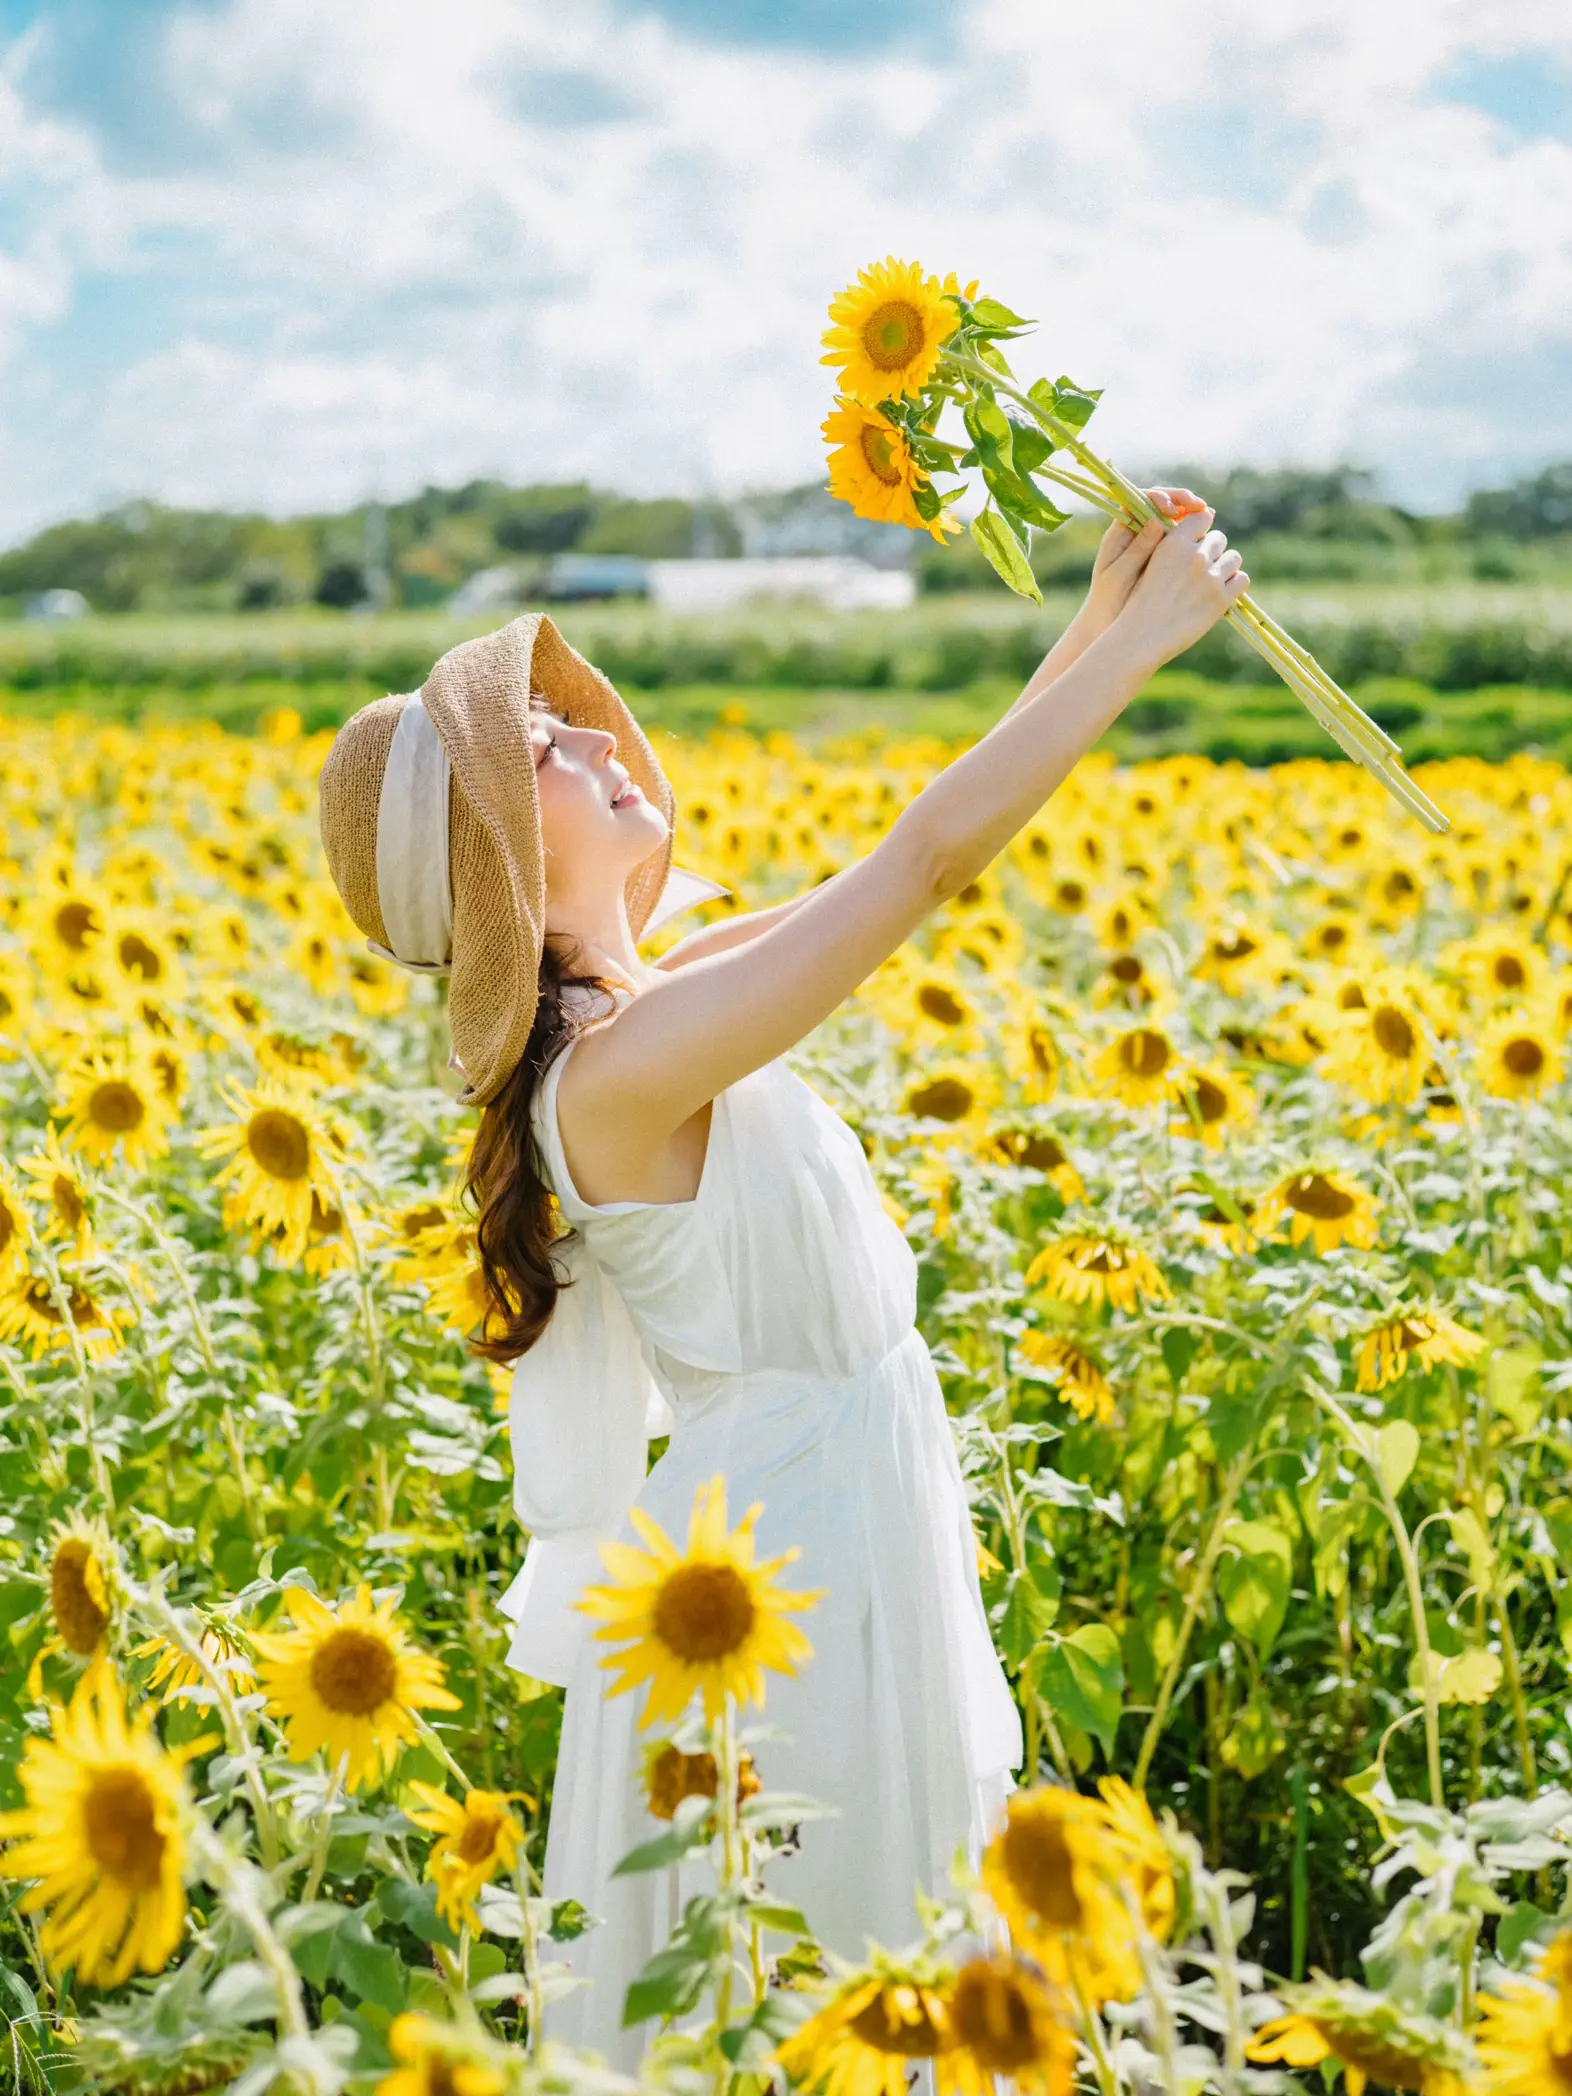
[501,984,1022,2070]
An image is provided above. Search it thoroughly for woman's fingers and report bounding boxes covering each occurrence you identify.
[1211,547,1243,580]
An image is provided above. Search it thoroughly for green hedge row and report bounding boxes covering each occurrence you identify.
[3,593,1572,699]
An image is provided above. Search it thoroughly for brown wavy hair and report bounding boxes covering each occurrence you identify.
[461,932,619,1366]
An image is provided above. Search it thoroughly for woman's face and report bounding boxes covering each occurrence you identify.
[529,701,668,903]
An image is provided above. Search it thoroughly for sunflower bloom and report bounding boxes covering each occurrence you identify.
[53,1036,176,1170]
[49,1516,118,1658]
[1027,1235,1169,1313]
[821,255,961,404]
[1017,1331,1113,1424]
[937,1956,1076,2096]
[404,1783,526,1932]
[1094,1024,1179,1107]
[990,1128,1084,1203]
[377,2013,508,2096]
[1475,1929,1572,2096]
[773,1959,956,2096]
[1475,1006,1564,1102]
[1248,1981,1470,2096]
[0,1662,190,1987]
[577,1474,823,1730]
[17,1126,95,1255]
[194,1074,349,1264]
[642,1740,761,1822]
[1169,1064,1256,1144]
[0,1265,127,1362]
[823,398,959,542]
[133,1623,257,1705]
[1321,979,1431,1106]
[1260,1170,1380,1255]
[1355,1310,1484,1394]
[252,1584,460,1792]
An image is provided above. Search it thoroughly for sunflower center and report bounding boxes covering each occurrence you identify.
[1503,1037,1546,1079]
[457,1808,505,1866]
[51,1538,110,1654]
[1118,1030,1170,1079]
[1318,2027,1427,2092]
[857,424,904,487]
[861,299,925,371]
[950,1962,1042,2075]
[1493,955,1527,989]
[1287,1174,1355,1221]
[248,1108,311,1181]
[90,1080,147,1133]
[1212,934,1256,963]
[54,900,99,951]
[309,1626,399,1715]
[1371,1007,1416,1061]
[1189,1076,1227,1124]
[847,1988,947,2058]
[999,1811,1084,1930]
[907,1078,975,1122]
[1110,955,1144,984]
[118,933,163,981]
[652,1562,757,1663]
[1339,984,1368,1010]
[53,1174,86,1230]
[0,1201,13,1254]
[401,1204,447,1243]
[83,1765,167,1891]
[1003,1132,1066,1172]
[918,984,966,1026]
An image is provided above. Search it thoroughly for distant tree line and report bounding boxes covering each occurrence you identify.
[3,462,1570,616]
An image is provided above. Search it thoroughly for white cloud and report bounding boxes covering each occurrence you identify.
[2,0,1571,540]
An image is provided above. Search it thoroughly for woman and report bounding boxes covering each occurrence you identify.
[317,489,1246,2065]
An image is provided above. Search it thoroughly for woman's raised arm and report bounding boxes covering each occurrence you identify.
[564,506,1246,1162]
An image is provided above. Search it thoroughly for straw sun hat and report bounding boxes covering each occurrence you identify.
[317,612,727,1108]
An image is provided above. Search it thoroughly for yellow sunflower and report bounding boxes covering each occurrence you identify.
[0,1265,128,1362]
[1193,1189,1260,1257]
[53,1036,176,1170]
[0,1161,35,1277]
[1026,1234,1170,1314]
[17,1126,94,1254]
[404,1783,527,1932]
[937,1955,1075,2096]
[252,1584,461,1792]
[773,1956,956,2096]
[1320,977,1432,1106]
[902,1060,999,1132]
[576,1473,823,1730]
[823,398,959,542]
[989,1127,1084,1203]
[48,1515,118,1658]
[1260,1170,1380,1255]
[1355,1310,1484,1394]
[133,1623,257,1705]
[641,1740,761,1822]
[1248,1983,1469,2096]
[194,1074,349,1264]
[821,255,961,404]
[377,2014,508,2096]
[1093,1023,1180,1108]
[1016,1331,1113,1425]
[0,1661,191,1987]
[1169,1063,1256,1145]
[1475,1929,1572,2096]
[1475,1006,1564,1102]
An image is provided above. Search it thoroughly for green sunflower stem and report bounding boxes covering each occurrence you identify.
[193,1824,314,2055]
[712,1694,742,2095]
[299,1751,348,1907]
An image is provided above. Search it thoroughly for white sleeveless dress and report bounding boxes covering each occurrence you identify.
[498,983,1022,2068]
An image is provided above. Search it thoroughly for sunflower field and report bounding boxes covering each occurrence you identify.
[4,702,1572,2096]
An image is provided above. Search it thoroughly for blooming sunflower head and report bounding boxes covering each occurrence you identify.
[823,397,959,542]
[48,1515,120,1659]
[1248,1979,1472,2096]
[252,1584,460,1793]
[1475,1927,1572,2096]
[821,255,961,404]
[979,1782,1145,2005]
[53,1036,175,1171]
[772,1951,957,2096]
[1262,1168,1380,1255]
[1025,1233,1170,1313]
[1355,1308,1483,1394]
[1475,1005,1564,1103]
[938,1955,1076,2096]
[577,1474,824,1730]
[403,1782,527,1933]
[1016,1331,1113,1425]
[1093,1023,1179,1108]
[377,2012,510,2096]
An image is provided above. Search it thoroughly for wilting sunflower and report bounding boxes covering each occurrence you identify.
[378,2013,508,2096]
[641,1740,761,1822]
[53,1037,176,1170]
[823,398,959,541]
[773,1952,956,2096]
[1016,1332,1113,1425]
[577,1473,823,1730]
[1260,1169,1380,1255]
[1474,1929,1572,2096]
[1169,1064,1255,1145]
[48,1515,119,1658]
[194,1074,349,1265]
[937,1955,1076,2096]
[1475,1005,1564,1102]
[1093,1023,1179,1108]
[1248,1980,1470,2096]
[17,1126,95,1255]
[252,1584,460,1793]
[0,1662,191,1987]
[1026,1234,1170,1313]
[978,1778,1172,2006]
[1355,1309,1484,1394]
[404,1783,526,1932]
[133,1622,257,1705]
[821,255,962,404]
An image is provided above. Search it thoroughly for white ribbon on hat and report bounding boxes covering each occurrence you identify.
[365,693,731,978]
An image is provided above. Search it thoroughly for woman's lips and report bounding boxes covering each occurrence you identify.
[611,782,642,808]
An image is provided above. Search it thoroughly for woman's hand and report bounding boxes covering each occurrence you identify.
[1081,485,1209,635]
[1116,503,1250,670]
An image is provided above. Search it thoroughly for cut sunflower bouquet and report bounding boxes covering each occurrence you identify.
[820,256,1449,835]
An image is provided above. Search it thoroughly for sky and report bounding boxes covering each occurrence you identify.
[2,0,1571,545]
